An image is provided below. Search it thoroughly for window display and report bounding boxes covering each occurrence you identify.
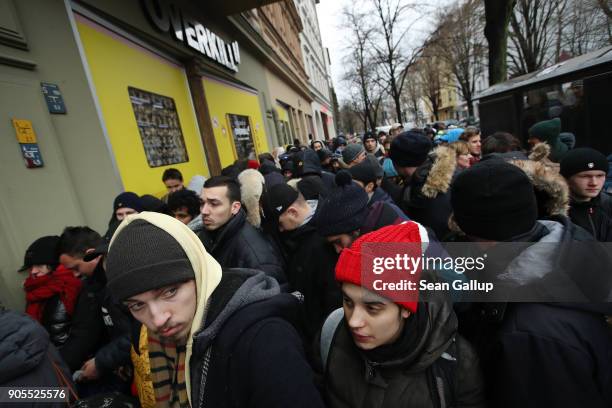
[128,86,189,167]
[227,113,256,160]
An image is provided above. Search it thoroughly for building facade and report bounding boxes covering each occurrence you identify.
[243,1,313,147]
[294,0,336,141]
[0,0,311,310]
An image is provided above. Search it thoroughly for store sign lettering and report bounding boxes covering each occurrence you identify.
[142,0,240,72]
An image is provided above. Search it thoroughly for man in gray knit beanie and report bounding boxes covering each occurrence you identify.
[105,212,324,407]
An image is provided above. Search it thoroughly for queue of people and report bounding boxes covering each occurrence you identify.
[4,120,612,408]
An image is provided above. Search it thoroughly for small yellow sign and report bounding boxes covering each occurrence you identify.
[12,119,37,144]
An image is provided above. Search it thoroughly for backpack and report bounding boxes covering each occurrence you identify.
[320,308,458,408]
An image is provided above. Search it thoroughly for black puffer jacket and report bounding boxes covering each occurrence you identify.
[0,311,74,407]
[40,295,71,346]
[198,209,286,283]
[323,300,485,408]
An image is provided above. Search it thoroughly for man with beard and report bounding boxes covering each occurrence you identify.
[197,176,285,283]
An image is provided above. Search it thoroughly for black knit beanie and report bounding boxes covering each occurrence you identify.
[560,147,608,178]
[106,219,194,301]
[450,159,538,241]
[314,171,369,236]
[389,130,432,167]
[114,192,143,213]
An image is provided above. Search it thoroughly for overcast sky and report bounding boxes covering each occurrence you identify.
[316,0,453,103]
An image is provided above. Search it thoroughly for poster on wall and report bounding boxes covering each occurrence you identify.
[128,87,189,167]
[227,114,256,161]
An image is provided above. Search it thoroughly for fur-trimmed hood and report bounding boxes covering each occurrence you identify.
[528,142,560,172]
[237,169,265,228]
[508,158,569,218]
[417,145,458,199]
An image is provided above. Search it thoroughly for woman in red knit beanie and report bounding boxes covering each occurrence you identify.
[320,221,485,408]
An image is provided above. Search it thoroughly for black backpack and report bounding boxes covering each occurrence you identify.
[320,308,458,408]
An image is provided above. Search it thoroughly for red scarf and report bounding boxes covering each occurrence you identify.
[24,265,82,322]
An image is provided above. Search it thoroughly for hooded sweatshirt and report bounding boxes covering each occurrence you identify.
[111,213,323,408]
[109,212,222,407]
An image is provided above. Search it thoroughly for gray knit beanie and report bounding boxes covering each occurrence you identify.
[106,219,194,301]
[342,143,365,164]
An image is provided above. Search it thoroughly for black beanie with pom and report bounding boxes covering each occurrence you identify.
[314,170,370,236]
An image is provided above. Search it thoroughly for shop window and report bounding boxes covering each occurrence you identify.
[227,114,257,160]
[128,87,188,167]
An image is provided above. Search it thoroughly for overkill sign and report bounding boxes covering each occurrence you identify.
[142,0,240,72]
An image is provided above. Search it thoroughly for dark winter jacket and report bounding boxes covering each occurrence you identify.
[360,201,408,235]
[94,284,133,375]
[322,300,485,408]
[59,261,132,376]
[279,221,341,341]
[381,176,403,206]
[457,216,612,407]
[296,149,336,191]
[403,146,458,240]
[568,192,612,241]
[39,295,71,347]
[369,187,408,220]
[189,269,325,408]
[259,159,285,187]
[59,264,106,372]
[198,209,286,283]
[488,302,612,408]
[0,311,75,407]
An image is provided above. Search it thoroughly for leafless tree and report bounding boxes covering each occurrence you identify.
[417,52,442,122]
[508,0,561,76]
[339,102,360,134]
[402,64,424,125]
[561,0,612,57]
[554,0,569,62]
[436,0,486,118]
[369,0,422,124]
[340,5,380,131]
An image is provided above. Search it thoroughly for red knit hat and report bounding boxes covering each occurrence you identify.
[335,221,429,312]
[247,160,260,170]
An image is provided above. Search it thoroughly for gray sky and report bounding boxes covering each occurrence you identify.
[316,0,453,102]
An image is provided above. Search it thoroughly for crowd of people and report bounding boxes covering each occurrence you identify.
[3,118,612,408]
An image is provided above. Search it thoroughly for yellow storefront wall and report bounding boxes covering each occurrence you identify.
[202,77,269,168]
[77,16,208,196]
